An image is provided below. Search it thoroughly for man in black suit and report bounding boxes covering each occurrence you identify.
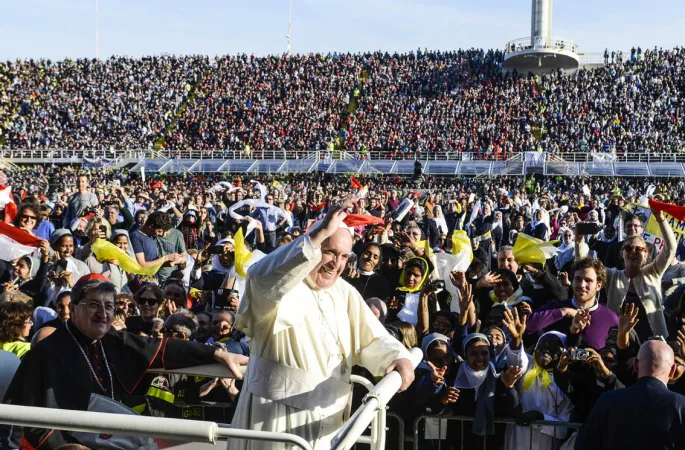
[575,340,685,450]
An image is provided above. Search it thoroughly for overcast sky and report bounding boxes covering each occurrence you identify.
[3,0,684,60]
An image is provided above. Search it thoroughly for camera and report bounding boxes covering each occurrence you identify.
[568,348,591,362]
[214,288,240,310]
[576,222,604,235]
[207,245,225,255]
[431,280,446,291]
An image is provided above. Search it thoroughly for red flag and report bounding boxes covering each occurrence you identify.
[0,221,43,261]
[648,199,685,221]
[310,201,327,212]
[350,176,362,190]
[343,214,384,227]
[0,185,17,223]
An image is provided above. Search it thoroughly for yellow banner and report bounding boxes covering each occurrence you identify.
[91,239,164,276]
[626,204,685,252]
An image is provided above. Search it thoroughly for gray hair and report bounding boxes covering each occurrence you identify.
[164,309,199,341]
[498,245,514,256]
[71,279,117,305]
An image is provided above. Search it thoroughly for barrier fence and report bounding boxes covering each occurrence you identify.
[411,415,582,450]
[4,148,685,163]
[0,349,423,450]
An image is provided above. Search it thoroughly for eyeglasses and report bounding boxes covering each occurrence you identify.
[622,245,647,253]
[20,214,37,221]
[137,297,159,306]
[24,319,33,326]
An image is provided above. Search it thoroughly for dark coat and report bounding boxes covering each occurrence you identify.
[574,376,685,450]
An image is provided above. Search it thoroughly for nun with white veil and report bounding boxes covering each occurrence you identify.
[429,333,523,450]
[504,331,574,450]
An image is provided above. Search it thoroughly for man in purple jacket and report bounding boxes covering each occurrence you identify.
[524,257,618,350]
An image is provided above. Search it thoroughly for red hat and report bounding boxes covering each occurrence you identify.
[76,273,110,285]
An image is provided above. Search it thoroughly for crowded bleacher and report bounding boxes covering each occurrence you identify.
[0,162,684,448]
[2,46,685,157]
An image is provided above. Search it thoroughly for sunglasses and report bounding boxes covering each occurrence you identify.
[20,214,37,221]
[622,245,647,253]
[137,296,159,306]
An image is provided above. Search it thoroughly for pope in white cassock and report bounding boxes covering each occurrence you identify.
[228,199,414,450]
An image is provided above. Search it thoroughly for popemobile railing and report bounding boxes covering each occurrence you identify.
[0,348,423,450]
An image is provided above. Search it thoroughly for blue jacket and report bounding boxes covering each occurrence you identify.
[575,376,685,450]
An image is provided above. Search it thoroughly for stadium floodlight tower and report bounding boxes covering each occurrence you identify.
[502,0,579,73]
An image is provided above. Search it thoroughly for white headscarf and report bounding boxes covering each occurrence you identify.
[454,333,498,395]
[212,238,235,274]
[431,205,449,235]
[557,227,573,251]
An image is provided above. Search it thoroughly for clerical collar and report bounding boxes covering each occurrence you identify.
[571,297,599,312]
[357,269,375,277]
[67,319,98,346]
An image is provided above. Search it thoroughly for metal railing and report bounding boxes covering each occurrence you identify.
[504,36,578,55]
[0,404,314,450]
[412,415,582,450]
[0,349,422,450]
[331,347,423,450]
[3,148,685,164]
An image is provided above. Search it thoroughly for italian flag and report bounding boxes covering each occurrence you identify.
[0,222,42,261]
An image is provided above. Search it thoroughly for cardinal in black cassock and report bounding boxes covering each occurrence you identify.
[3,274,247,450]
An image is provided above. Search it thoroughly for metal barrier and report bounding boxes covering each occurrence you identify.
[412,415,582,450]
[3,148,685,164]
[0,404,314,450]
[0,351,422,450]
[331,347,423,450]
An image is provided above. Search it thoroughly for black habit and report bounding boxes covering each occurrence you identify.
[3,321,217,449]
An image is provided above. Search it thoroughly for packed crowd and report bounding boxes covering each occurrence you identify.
[168,53,357,152]
[3,46,685,157]
[1,165,685,449]
[0,56,208,150]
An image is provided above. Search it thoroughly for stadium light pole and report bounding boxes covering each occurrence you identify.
[286,0,292,54]
[95,0,99,59]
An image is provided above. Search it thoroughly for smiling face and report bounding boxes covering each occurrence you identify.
[56,294,72,322]
[494,278,515,300]
[466,340,491,371]
[486,328,506,354]
[218,242,235,267]
[497,249,518,273]
[13,258,31,280]
[18,207,38,232]
[624,218,643,238]
[309,229,352,289]
[73,291,115,340]
[359,245,381,272]
[137,290,161,323]
[622,236,648,269]
[55,236,75,259]
[573,266,602,304]
[534,334,564,369]
[113,234,129,252]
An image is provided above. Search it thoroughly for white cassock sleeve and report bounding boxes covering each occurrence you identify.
[236,234,321,335]
[346,284,412,376]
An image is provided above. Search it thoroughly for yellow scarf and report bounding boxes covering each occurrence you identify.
[397,257,430,293]
[522,354,553,392]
